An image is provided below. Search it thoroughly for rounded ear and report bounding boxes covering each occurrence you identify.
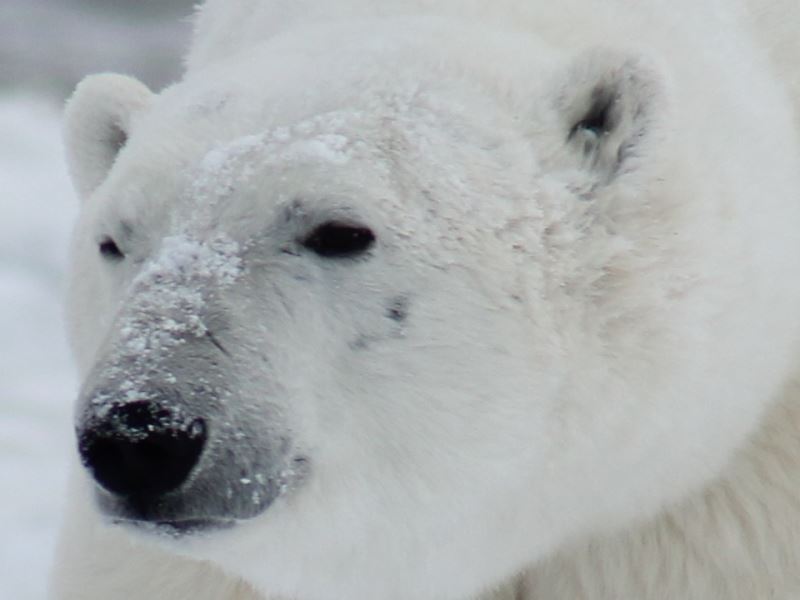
[64,74,154,200]
[553,49,668,186]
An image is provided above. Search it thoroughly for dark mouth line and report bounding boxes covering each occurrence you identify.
[113,516,236,536]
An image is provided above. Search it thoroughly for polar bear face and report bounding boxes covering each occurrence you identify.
[64,22,800,600]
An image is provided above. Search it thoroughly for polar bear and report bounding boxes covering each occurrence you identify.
[52,1,800,599]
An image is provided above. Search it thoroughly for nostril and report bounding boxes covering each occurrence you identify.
[78,401,207,499]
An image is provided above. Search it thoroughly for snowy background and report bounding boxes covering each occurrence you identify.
[1,2,194,597]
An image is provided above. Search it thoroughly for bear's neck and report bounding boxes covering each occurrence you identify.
[517,376,800,600]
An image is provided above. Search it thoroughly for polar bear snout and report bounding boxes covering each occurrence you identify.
[74,360,308,531]
[77,400,207,500]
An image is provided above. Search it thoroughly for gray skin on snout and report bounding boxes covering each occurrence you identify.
[74,239,308,532]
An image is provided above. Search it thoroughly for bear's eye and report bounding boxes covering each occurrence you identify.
[302,221,376,258]
[99,237,125,261]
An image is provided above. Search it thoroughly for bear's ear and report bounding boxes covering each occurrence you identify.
[552,49,667,186]
[64,74,154,199]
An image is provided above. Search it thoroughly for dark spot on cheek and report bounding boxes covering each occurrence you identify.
[350,296,411,350]
[350,335,371,351]
[119,220,134,239]
[386,296,409,323]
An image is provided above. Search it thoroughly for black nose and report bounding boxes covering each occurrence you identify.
[78,401,207,499]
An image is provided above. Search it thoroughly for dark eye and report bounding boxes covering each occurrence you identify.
[302,222,376,258]
[99,237,125,261]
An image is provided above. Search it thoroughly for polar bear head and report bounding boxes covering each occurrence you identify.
[63,19,800,600]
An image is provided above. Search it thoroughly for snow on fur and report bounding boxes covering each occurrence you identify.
[54,1,800,600]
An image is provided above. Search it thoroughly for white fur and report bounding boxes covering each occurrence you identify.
[52,1,800,599]
[64,74,154,199]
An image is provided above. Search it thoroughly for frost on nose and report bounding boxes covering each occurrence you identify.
[89,234,242,417]
[122,235,242,344]
[75,229,310,525]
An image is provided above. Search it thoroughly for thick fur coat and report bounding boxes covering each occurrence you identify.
[53,1,800,599]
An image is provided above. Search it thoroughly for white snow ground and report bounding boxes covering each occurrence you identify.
[0,96,79,599]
